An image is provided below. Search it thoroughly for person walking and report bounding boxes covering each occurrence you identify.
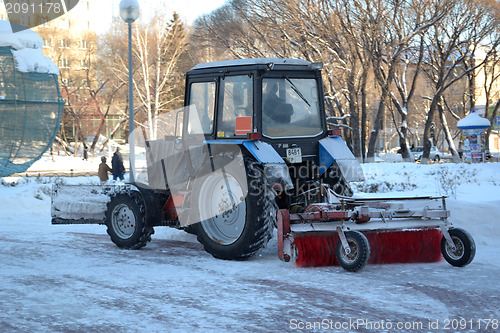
[82,144,88,161]
[111,147,125,181]
[98,156,112,185]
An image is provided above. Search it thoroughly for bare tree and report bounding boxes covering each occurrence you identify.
[338,0,447,162]
[480,39,500,150]
[131,13,188,140]
[390,36,426,161]
[190,0,500,164]
[421,0,499,163]
[192,0,376,159]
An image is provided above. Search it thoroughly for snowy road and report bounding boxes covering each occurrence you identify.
[1,162,500,332]
[1,210,499,332]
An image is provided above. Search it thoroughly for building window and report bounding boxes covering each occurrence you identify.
[80,60,90,69]
[59,39,70,48]
[78,40,88,49]
[58,59,71,69]
[43,38,52,48]
[61,78,73,87]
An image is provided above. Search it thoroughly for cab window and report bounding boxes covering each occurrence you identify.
[262,78,322,138]
[188,81,216,135]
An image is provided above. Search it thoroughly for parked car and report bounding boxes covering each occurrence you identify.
[411,146,442,162]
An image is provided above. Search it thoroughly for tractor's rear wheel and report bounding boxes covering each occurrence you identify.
[192,156,277,260]
[105,193,153,249]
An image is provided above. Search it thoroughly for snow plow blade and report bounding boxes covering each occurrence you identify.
[51,184,116,225]
[277,191,476,271]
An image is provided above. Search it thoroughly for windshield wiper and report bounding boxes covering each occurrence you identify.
[285,77,311,107]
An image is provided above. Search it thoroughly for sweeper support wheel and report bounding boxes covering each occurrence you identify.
[335,230,370,272]
[441,228,476,267]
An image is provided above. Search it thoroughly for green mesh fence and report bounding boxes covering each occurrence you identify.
[0,46,63,177]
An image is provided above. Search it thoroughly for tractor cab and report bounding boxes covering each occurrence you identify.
[185,58,328,162]
[184,58,363,198]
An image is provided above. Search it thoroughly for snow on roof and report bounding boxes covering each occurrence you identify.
[457,110,491,129]
[0,20,58,75]
[0,21,43,49]
[11,48,59,74]
[192,58,311,70]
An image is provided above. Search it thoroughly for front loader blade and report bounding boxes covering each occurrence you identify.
[51,185,115,225]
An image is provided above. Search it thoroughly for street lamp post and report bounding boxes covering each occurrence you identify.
[119,0,140,183]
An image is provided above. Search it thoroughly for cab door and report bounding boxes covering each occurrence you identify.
[216,74,254,139]
[183,77,219,173]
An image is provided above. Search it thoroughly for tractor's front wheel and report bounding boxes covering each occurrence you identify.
[105,193,153,249]
[192,156,277,260]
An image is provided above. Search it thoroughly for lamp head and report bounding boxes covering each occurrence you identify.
[119,0,140,23]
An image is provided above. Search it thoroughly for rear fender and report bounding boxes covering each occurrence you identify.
[243,140,293,190]
[200,140,293,190]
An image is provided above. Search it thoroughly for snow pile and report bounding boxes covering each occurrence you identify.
[0,20,59,75]
[355,162,499,201]
[355,162,500,247]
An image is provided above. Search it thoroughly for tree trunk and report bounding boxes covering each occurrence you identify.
[421,95,441,164]
[74,127,80,158]
[347,72,361,157]
[438,102,460,163]
[90,116,106,153]
[399,113,412,162]
[360,73,368,162]
[366,100,385,162]
[485,98,500,150]
[99,117,128,153]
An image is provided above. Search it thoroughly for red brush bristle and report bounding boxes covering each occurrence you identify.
[294,235,339,267]
[293,229,442,267]
[366,229,442,264]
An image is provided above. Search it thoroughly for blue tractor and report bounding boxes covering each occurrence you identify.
[53,58,365,260]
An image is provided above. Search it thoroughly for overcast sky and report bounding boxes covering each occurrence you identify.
[0,0,226,33]
[96,0,227,32]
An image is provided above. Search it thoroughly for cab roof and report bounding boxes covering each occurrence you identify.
[191,58,312,71]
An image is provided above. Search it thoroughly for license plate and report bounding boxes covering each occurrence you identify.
[286,148,302,164]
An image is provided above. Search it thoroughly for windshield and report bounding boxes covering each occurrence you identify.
[262,78,322,138]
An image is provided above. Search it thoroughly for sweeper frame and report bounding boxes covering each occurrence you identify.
[277,187,476,271]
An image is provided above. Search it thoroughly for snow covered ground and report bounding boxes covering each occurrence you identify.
[1,156,499,332]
